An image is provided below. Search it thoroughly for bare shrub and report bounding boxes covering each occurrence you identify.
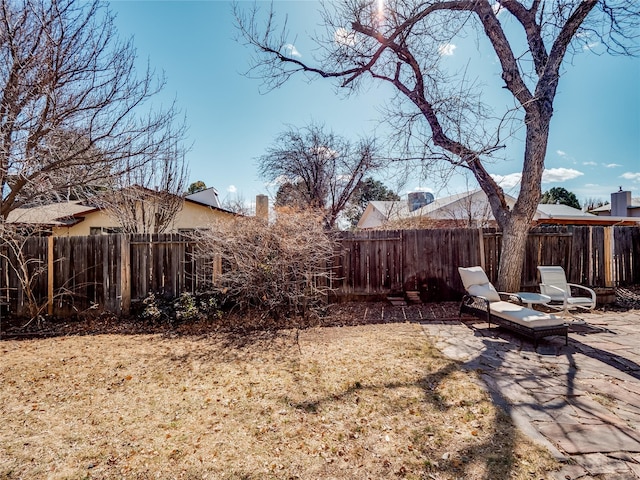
[0,225,48,322]
[193,208,336,325]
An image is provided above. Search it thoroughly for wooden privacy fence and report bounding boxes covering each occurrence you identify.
[1,226,639,317]
[333,225,640,301]
[1,234,216,318]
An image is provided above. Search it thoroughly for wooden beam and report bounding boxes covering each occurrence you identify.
[47,236,54,316]
[120,235,131,315]
[478,228,486,270]
[603,227,615,287]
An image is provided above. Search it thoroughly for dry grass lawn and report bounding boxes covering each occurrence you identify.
[0,322,559,479]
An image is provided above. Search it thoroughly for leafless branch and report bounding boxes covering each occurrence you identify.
[191,209,337,323]
[1,0,187,219]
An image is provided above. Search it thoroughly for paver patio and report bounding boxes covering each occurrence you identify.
[420,309,640,479]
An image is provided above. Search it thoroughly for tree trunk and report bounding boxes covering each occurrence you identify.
[496,214,531,292]
[495,109,551,292]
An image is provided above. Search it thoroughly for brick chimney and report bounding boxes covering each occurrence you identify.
[611,187,631,217]
[255,194,269,221]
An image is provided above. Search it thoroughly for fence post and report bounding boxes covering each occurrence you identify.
[603,227,615,287]
[47,236,54,316]
[120,235,131,315]
[478,228,485,270]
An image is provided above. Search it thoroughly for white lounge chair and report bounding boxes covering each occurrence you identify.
[458,266,568,346]
[537,266,596,315]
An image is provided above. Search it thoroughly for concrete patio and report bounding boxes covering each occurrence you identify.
[420,309,640,479]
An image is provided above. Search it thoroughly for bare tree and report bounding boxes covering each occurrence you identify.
[584,197,609,212]
[96,146,189,234]
[221,193,253,216]
[236,0,639,290]
[259,123,382,229]
[0,0,186,220]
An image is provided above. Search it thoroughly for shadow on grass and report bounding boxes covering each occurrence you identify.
[284,351,538,479]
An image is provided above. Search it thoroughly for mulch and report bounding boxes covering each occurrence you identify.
[1,286,639,340]
[0,301,462,340]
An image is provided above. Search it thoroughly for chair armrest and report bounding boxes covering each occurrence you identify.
[498,292,522,303]
[539,283,568,300]
[567,283,597,301]
[462,294,490,311]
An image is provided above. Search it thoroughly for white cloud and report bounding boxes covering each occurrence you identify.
[491,168,584,189]
[411,187,434,194]
[491,2,503,15]
[555,150,577,165]
[227,185,237,193]
[334,28,356,47]
[583,41,600,51]
[542,168,584,183]
[265,175,297,188]
[583,161,597,166]
[311,145,338,159]
[621,172,640,182]
[584,183,599,188]
[284,43,301,58]
[491,173,522,189]
[438,43,457,56]
[605,163,622,168]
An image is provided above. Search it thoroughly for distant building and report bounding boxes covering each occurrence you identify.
[590,188,640,218]
[6,187,235,236]
[357,189,612,229]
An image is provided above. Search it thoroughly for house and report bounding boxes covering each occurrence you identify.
[357,189,603,229]
[358,189,516,229]
[590,188,640,218]
[6,187,236,236]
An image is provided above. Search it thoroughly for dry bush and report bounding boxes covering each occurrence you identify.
[193,208,336,324]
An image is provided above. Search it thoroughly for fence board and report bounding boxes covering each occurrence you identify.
[615,226,640,285]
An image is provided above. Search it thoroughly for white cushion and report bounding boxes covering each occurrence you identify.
[567,297,594,306]
[458,266,490,289]
[467,282,501,302]
[489,301,564,328]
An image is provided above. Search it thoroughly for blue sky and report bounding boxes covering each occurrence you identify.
[109,0,640,209]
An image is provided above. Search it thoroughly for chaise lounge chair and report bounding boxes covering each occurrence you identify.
[537,266,596,316]
[458,266,568,346]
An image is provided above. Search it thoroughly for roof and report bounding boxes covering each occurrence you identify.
[6,185,235,228]
[6,201,98,226]
[590,198,640,213]
[358,189,637,229]
[365,190,497,220]
[535,204,595,218]
[185,187,221,208]
[358,189,515,229]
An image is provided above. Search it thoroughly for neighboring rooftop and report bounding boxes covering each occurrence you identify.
[535,203,596,218]
[358,188,639,229]
[590,198,640,213]
[6,201,97,226]
[184,187,221,209]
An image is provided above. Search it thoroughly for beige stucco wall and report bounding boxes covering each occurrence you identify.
[168,200,234,230]
[52,201,234,237]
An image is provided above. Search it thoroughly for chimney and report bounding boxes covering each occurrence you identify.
[611,187,631,217]
[255,194,269,221]
[407,191,434,212]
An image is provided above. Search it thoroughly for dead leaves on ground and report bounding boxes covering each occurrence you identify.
[0,324,558,479]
